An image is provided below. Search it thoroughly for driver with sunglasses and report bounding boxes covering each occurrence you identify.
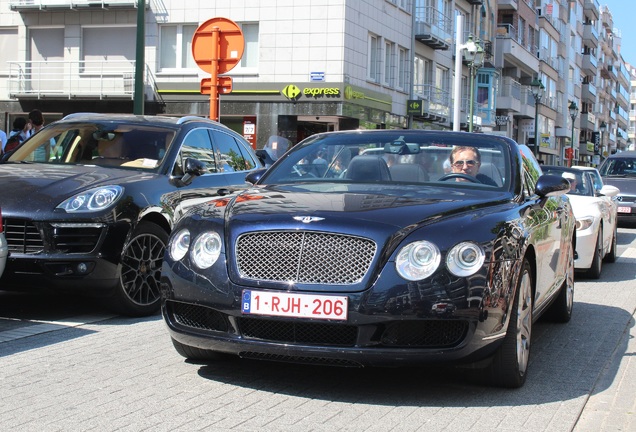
[448,146,497,186]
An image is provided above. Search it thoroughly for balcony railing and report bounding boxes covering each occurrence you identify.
[7,60,161,102]
[10,0,141,10]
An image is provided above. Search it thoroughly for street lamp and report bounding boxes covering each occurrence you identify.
[463,36,485,132]
[568,101,579,167]
[600,121,607,163]
[530,78,545,158]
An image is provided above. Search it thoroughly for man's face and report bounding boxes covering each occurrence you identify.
[451,149,480,177]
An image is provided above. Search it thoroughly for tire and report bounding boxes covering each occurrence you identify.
[486,259,533,388]
[603,224,617,263]
[546,241,574,323]
[585,228,603,279]
[171,338,228,362]
[108,221,168,317]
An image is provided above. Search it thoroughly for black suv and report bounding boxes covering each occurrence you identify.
[0,114,263,316]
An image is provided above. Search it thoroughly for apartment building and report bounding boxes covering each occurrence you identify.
[0,0,629,160]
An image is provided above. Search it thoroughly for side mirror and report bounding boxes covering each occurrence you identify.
[245,168,268,184]
[181,157,207,185]
[599,185,620,197]
[535,174,570,198]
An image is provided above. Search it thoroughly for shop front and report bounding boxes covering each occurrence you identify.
[157,81,407,149]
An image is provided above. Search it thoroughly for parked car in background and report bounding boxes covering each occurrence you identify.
[0,114,262,316]
[0,208,7,279]
[543,166,619,279]
[598,151,636,225]
[162,130,575,388]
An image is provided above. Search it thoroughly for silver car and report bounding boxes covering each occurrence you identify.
[599,151,636,225]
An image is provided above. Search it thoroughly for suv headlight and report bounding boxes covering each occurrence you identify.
[57,185,124,212]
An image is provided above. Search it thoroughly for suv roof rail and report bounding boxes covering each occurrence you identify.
[177,116,226,127]
[62,112,100,120]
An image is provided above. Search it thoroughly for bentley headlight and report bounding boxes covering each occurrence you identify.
[169,229,190,261]
[191,231,222,269]
[57,185,123,212]
[396,241,441,281]
[446,242,485,277]
[575,217,594,231]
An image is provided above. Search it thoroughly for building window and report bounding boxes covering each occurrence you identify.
[368,34,381,83]
[82,26,136,72]
[397,46,408,91]
[384,40,395,87]
[237,23,259,71]
[160,24,197,71]
[414,55,431,98]
[0,28,19,74]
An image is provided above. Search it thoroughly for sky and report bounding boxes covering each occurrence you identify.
[600,1,636,67]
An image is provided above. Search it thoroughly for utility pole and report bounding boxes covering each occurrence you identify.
[134,0,145,115]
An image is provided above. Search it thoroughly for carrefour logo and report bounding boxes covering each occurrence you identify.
[282,84,341,101]
[282,84,302,101]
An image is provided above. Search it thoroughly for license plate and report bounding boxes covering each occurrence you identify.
[617,206,632,213]
[242,290,348,321]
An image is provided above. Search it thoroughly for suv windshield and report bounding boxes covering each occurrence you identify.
[8,122,176,171]
[599,156,636,177]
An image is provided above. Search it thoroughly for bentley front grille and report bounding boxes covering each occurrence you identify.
[235,231,376,284]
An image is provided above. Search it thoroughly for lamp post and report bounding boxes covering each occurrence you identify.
[568,101,578,167]
[530,78,545,158]
[462,36,485,132]
[600,121,607,164]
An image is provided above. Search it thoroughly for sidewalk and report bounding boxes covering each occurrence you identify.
[574,247,636,431]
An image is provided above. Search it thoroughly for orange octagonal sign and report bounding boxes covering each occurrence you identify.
[192,17,244,74]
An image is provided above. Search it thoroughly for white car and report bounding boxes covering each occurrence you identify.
[544,166,619,279]
[0,208,7,278]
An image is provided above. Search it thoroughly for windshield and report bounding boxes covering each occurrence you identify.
[599,157,636,177]
[8,122,176,171]
[261,131,511,190]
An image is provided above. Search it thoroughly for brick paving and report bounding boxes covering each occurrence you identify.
[0,231,635,431]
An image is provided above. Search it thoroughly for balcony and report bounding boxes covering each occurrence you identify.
[414,6,452,50]
[496,77,522,113]
[582,24,599,48]
[495,24,539,72]
[7,60,161,102]
[584,0,600,21]
[580,112,596,129]
[10,0,140,11]
[412,84,451,123]
[582,81,597,103]
[497,0,518,10]
[581,53,598,76]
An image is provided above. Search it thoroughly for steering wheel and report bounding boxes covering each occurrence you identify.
[438,173,480,183]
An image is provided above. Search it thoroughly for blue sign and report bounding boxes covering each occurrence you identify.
[310,71,325,82]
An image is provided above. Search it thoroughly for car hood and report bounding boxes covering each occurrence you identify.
[0,163,160,213]
[602,176,636,196]
[204,183,513,237]
[565,195,602,217]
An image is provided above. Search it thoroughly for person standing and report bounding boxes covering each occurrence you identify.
[28,109,45,135]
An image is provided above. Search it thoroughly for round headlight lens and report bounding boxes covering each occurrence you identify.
[191,232,222,269]
[396,241,441,281]
[446,242,485,277]
[169,229,190,261]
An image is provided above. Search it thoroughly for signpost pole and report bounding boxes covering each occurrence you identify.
[209,27,220,121]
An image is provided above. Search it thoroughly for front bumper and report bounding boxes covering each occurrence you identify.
[0,218,130,292]
[160,257,512,367]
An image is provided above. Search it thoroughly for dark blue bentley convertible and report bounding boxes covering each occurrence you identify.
[161,130,575,388]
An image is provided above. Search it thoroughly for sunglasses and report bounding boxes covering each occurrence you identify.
[452,160,479,168]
